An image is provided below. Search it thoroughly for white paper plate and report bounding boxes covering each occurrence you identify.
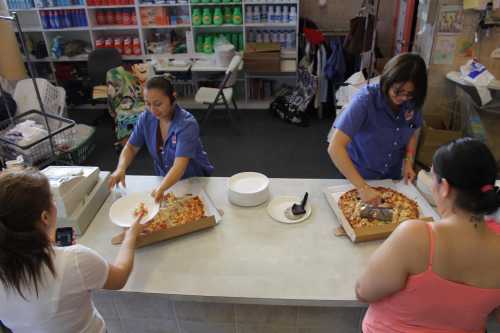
[228,172,270,207]
[267,196,312,224]
[109,192,160,227]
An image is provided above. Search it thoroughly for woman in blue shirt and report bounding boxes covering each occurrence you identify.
[328,53,427,204]
[109,76,214,202]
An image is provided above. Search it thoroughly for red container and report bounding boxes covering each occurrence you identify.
[115,9,123,25]
[132,37,141,55]
[130,10,136,25]
[95,37,104,48]
[96,10,106,25]
[105,37,113,48]
[114,37,123,54]
[122,9,131,25]
[123,37,132,55]
[105,10,115,25]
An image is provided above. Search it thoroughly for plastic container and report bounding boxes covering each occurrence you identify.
[214,43,235,67]
[252,5,260,23]
[232,7,242,24]
[192,8,201,25]
[202,8,212,25]
[224,7,232,24]
[245,5,252,24]
[203,35,213,53]
[213,7,223,25]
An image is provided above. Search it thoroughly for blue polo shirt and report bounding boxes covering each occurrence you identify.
[129,106,214,178]
[334,83,422,180]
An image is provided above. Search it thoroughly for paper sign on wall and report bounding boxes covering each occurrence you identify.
[433,35,457,65]
[438,5,464,34]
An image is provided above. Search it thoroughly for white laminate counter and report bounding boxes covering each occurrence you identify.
[80,176,383,307]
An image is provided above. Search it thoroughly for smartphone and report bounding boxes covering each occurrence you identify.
[55,227,74,247]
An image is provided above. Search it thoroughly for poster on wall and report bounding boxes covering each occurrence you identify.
[432,35,457,65]
[438,5,464,34]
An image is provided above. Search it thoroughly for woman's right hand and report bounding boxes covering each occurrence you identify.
[126,212,145,239]
[108,168,126,190]
[358,185,382,205]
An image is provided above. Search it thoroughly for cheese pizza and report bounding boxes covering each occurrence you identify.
[144,194,206,233]
[338,187,419,229]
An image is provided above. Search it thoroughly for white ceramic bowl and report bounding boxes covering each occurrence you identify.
[228,172,270,207]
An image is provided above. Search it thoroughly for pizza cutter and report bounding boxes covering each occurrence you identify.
[359,204,394,222]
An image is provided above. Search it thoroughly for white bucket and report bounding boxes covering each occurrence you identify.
[215,44,235,68]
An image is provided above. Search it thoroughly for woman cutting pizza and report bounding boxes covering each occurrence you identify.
[328,53,427,204]
[108,76,214,202]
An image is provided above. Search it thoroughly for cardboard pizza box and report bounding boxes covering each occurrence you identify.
[324,180,440,243]
[111,215,217,249]
[111,187,222,248]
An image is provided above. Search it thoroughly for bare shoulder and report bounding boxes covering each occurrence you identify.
[390,220,432,271]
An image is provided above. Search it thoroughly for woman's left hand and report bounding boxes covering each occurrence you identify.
[151,186,165,203]
[403,160,416,184]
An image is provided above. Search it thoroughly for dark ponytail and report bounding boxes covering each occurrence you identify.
[145,74,176,102]
[433,138,500,217]
[0,169,55,299]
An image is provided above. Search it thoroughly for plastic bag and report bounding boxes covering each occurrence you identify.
[214,36,235,67]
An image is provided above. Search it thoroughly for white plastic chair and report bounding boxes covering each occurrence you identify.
[195,55,243,127]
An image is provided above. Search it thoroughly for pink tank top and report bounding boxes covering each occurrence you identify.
[363,223,500,333]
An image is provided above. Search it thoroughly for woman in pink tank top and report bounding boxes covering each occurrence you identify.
[356,138,500,333]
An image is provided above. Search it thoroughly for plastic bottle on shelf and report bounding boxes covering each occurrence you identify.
[252,6,260,23]
[96,10,105,25]
[279,30,286,48]
[260,5,266,22]
[191,0,200,3]
[201,0,210,3]
[203,35,213,53]
[267,5,273,23]
[238,32,243,51]
[114,37,123,54]
[247,30,254,43]
[232,7,242,25]
[213,7,223,25]
[192,8,201,25]
[41,11,50,28]
[271,30,278,43]
[286,30,295,49]
[282,5,289,23]
[289,6,297,24]
[196,35,204,53]
[262,30,269,43]
[212,0,221,3]
[63,10,72,27]
[274,5,281,24]
[256,30,262,43]
[224,6,232,24]
[202,8,212,25]
[49,11,56,28]
[245,5,252,24]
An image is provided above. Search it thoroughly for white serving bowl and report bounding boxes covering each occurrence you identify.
[228,172,270,207]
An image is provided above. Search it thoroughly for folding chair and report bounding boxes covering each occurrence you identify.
[195,55,243,128]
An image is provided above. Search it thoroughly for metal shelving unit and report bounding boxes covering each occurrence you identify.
[6,0,300,107]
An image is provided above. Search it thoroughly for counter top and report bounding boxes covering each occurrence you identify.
[80,176,383,306]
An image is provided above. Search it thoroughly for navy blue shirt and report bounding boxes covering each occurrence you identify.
[129,105,214,178]
[334,83,422,180]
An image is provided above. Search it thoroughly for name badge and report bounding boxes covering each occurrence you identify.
[404,110,415,121]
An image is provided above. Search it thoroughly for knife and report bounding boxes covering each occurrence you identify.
[359,204,394,222]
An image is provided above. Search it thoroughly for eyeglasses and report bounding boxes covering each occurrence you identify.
[392,85,415,99]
